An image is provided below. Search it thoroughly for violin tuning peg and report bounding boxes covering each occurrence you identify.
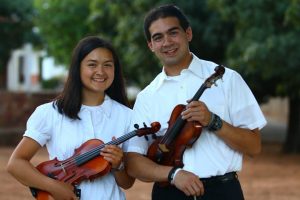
[134,124,139,129]
[144,135,149,141]
[152,134,157,140]
[143,122,148,128]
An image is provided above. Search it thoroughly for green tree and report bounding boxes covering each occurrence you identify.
[209,0,300,153]
[88,0,233,87]
[0,0,40,88]
[34,0,93,65]
[33,0,232,87]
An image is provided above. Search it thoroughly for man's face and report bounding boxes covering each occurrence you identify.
[148,17,192,73]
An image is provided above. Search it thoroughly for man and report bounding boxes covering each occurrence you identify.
[126,4,266,200]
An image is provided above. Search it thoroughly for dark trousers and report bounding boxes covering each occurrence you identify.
[152,173,244,200]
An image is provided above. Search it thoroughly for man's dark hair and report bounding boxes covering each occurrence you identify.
[144,4,190,42]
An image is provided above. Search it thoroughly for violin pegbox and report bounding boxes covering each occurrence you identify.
[134,122,161,139]
[205,65,225,88]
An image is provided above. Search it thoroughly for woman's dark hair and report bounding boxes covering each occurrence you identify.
[144,4,190,42]
[54,36,129,119]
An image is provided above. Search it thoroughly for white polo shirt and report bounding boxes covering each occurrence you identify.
[24,95,132,200]
[127,54,267,178]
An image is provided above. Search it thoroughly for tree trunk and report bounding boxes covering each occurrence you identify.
[283,95,300,153]
[0,67,7,89]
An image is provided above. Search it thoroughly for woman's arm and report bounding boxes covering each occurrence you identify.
[101,145,135,189]
[6,137,77,199]
[112,153,135,189]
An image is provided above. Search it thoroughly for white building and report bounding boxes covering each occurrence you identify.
[6,43,67,92]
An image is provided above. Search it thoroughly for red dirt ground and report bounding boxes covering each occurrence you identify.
[1,142,300,200]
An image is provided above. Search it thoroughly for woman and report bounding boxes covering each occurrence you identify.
[6,36,135,200]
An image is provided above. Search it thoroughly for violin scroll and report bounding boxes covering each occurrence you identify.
[135,122,161,137]
[204,65,225,88]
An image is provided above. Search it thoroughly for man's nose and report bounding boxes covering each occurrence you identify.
[162,35,172,46]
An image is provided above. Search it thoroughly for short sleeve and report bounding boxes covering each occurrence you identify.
[227,71,267,130]
[126,93,152,154]
[24,103,53,146]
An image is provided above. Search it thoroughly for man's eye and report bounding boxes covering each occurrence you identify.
[153,36,162,42]
[170,31,178,36]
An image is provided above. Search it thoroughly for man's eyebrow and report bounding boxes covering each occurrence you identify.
[167,27,180,32]
[151,26,180,39]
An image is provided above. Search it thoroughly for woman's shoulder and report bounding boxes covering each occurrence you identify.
[34,101,57,113]
[109,98,132,113]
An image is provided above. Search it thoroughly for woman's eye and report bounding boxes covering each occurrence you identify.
[88,63,96,67]
[104,63,113,68]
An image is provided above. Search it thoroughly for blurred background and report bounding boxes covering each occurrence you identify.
[0,0,300,199]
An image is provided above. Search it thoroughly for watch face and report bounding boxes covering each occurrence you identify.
[208,113,223,131]
[118,162,125,171]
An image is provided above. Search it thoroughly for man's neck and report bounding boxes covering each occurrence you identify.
[164,53,193,76]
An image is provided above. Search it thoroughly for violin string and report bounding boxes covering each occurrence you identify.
[162,117,184,144]
[72,131,137,166]
[60,130,137,168]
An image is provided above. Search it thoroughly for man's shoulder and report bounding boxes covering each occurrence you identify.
[138,72,164,97]
[194,56,238,78]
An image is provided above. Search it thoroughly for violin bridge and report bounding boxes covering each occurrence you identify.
[60,163,67,174]
[158,144,169,152]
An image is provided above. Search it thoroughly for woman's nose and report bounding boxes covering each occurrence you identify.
[95,66,104,74]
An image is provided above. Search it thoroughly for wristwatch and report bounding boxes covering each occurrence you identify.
[207,113,223,132]
[116,161,125,171]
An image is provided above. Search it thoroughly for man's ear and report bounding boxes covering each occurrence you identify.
[186,27,193,42]
[148,41,154,52]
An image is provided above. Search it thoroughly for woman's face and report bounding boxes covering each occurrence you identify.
[80,47,115,95]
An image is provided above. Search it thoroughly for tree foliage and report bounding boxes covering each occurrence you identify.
[0,0,40,87]
[33,0,232,87]
[209,0,300,152]
[34,0,93,65]
[88,0,233,87]
[208,0,300,102]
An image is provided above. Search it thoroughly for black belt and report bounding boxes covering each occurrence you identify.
[200,172,238,186]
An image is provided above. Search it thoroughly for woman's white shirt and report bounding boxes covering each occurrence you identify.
[24,95,132,200]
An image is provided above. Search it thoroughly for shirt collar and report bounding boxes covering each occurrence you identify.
[154,53,206,91]
[101,95,113,118]
[81,94,112,118]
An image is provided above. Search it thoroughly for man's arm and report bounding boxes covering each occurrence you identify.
[182,100,262,157]
[126,152,204,196]
[126,152,171,182]
[215,122,261,157]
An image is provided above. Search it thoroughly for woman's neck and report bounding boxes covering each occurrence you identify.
[82,91,105,106]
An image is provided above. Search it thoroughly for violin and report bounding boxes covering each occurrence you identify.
[147,65,225,182]
[30,122,161,200]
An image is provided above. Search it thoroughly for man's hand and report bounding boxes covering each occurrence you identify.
[173,169,204,197]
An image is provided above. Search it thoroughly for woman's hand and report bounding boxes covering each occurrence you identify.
[100,143,123,170]
[47,179,78,200]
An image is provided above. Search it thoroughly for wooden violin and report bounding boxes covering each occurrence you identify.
[30,122,161,200]
[147,65,225,176]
